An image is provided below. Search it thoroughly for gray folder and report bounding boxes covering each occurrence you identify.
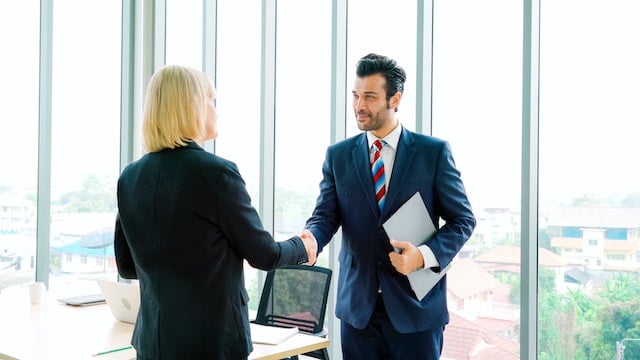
[383,191,450,300]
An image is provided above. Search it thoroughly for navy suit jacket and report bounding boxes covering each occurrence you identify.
[305,128,475,334]
[115,142,308,359]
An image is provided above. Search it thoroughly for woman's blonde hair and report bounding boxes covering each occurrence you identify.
[142,65,215,153]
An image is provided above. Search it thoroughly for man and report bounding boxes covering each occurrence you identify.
[303,53,475,359]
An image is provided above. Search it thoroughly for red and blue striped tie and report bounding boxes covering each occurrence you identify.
[371,140,386,211]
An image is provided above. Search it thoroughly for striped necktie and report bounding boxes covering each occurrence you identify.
[371,140,386,210]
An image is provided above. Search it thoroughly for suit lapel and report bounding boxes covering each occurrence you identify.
[382,128,415,219]
[352,134,379,217]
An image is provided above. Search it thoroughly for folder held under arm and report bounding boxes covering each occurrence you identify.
[383,191,451,300]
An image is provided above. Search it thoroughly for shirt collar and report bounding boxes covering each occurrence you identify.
[367,122,402,151]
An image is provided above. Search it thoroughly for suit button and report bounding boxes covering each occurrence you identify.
[376,259,382,267]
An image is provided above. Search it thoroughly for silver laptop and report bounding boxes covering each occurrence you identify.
[58,292,106,306]
[96,279,140,324]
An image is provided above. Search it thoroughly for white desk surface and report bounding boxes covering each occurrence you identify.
[0,285,328,360]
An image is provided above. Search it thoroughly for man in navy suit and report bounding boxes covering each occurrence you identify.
[304,53,476,359]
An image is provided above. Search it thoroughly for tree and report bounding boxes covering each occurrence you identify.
[599,272,640,303]
[56,174,117,212]
[572,273,640,359]
[620,192,640,207]
[571,193,606,207]
[539,266,556,293]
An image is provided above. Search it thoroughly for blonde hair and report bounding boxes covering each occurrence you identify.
[142,65,215,153]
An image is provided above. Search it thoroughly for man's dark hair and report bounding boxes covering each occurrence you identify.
[356,53,407,104]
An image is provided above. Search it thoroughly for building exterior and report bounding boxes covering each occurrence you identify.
[547,207,640,271]
[444,258,521,359]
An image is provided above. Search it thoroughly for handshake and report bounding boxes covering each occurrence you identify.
[299,229,318,266]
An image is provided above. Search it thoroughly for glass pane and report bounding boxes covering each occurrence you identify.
[539,2,640,359]
[216,0,262,310]
[274,0,332,265]
[347,0,417,136]
[50,0,121,295]
[433,0,522,357]
[166,0,202,69]
[0,0,39,292]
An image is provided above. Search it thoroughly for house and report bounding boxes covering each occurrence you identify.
[442,312,520,360]
[447,258,519,340]
[472,245,580,293]
[547,207,640,271]
[52,235,116,274]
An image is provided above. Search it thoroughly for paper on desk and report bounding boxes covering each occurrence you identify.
[383,191,449,300]
[250,323,299,345]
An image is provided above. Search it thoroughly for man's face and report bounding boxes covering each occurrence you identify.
[352,74,396,133]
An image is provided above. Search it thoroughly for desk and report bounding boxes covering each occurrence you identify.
[0,286,328,360]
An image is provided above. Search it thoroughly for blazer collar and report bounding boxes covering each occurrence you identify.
[352,134,379,217]
[352,129,416,220]
[383,128,415,218]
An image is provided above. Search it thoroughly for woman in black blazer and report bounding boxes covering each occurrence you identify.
[114,65,317,359]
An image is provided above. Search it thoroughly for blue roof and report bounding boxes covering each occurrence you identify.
[52,241,114,257]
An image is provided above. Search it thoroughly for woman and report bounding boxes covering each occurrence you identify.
[114,65,316,359]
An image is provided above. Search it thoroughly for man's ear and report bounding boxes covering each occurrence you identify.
[390,91,402,110]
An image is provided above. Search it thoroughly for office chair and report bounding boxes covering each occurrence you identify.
[252,264,332,360]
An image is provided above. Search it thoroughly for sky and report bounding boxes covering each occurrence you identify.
[1,0,639,212]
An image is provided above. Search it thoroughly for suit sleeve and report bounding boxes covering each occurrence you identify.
[214,162,308,270]
[304,147,342,253]
[114,213,138,279]
[429,141,476,267]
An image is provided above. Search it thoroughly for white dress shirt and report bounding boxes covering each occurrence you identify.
[367,124,439,270]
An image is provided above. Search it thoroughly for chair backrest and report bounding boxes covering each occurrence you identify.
[254,265,332,334]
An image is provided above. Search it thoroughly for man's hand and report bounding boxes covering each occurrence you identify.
[300,229,318,266]
[388,239,424,275]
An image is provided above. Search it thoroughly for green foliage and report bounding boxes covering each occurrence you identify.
[539,291,564,357]
[537,271,640,359]
[571,193,607,207]
[539,266,556,294]
[621,326,640,359]
[274,187,316,229]
[620,192,640,207]
[568,273,640,359]
[55,174,117,212]
[495,271,520,303]
[563,289,596,325]
[271,270,326,322]
[598,272,640,303]
[50,254,61,272]
[247,274,260,311]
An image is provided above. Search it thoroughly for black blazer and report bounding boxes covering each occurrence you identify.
[115,142,308,359]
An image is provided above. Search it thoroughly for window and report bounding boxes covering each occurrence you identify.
[6,2,640,358]
[166,0,202,68]
[539,1,640,358]
[607,254,625,261]
[433,0,523,356]
[48,0,122,292]
[347,0,417,136]
[0,0,39,292]
[274,0,332,267]
[215,0,262,310]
